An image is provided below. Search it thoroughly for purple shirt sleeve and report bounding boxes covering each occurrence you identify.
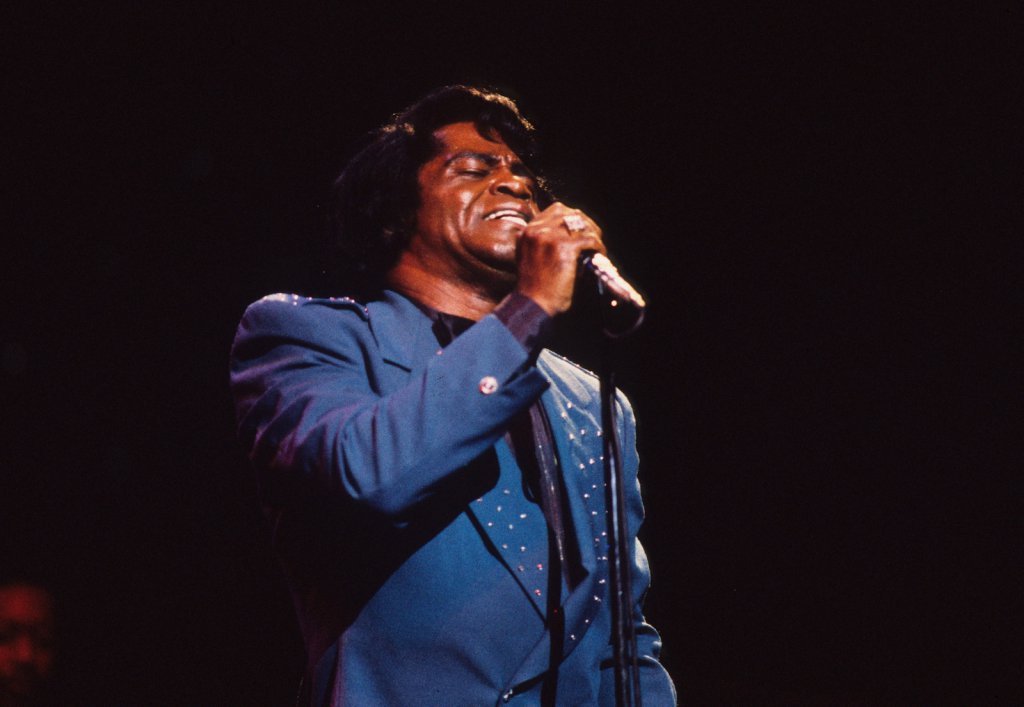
[492,291,554,357]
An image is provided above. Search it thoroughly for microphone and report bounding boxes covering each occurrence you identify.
[580,252,647,310]
[579,252,647,336]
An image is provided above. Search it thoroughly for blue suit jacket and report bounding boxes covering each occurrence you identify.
[230,290,676,706]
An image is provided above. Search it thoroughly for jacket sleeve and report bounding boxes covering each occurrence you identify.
[598,392,678,705]
[229,296,549,522]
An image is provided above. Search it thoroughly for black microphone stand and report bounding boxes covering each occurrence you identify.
[595,283,645,707]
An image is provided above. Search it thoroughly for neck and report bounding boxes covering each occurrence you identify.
[386,252,513,320]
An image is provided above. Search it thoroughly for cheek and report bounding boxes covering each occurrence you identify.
[454,191,479,226]
[415,190,446,230]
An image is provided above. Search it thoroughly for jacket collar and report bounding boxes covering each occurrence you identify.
[365,289,440,373]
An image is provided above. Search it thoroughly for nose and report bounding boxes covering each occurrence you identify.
[491,167,533,201]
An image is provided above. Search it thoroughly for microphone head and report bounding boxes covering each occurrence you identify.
[578,252,647,338]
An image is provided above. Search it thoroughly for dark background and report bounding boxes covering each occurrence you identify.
[3,3,1018,704]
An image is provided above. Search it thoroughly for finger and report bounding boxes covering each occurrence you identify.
[566,217,606,254]
[563,211,587,234]
[577,232,604,253]
[528,203,604,248]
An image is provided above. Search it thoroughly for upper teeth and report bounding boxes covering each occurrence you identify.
[486,210,527,225]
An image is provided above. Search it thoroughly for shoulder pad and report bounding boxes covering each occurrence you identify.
[256,293,369,319]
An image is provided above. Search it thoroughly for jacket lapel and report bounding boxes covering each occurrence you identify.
[465,440,551,618]
[541,365,612,641]
[503,356,614,686]
[366,290,442,379]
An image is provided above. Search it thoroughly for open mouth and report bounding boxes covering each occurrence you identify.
[484,209,530,227]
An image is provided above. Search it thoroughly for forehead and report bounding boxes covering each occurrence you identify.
[430,121,520,161]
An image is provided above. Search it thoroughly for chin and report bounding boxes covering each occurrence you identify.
[475,247,517,274]
[470,261,517,297]
[489,257,519,278]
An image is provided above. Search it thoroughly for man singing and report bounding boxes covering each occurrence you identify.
[230,85,676,706]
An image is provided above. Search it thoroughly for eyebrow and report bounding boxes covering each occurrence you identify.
[444,151,535,178]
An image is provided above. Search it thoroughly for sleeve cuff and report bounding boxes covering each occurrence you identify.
[493,291,555,357]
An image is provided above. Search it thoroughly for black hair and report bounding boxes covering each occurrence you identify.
[328,85,550,294]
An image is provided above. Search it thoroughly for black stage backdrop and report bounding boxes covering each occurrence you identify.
[3,3,1018,704]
